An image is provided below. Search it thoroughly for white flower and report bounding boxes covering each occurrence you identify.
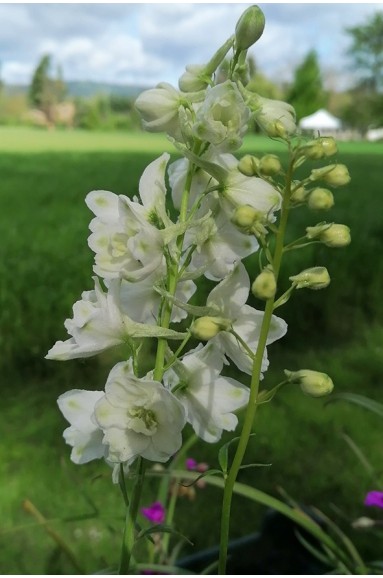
[179,64,210,92]
[254,95,296,138]
[188,205,258,280]
[164,343,249,443]
[94,362,186,463]
[215,153,282,218]
[137,153,173,228]
[135,82,184,139]
[86,191,164,282]
[193,81,250,152]
[168,156,215,211]
[57,389,105,464]
[207,263,287,374]
[46,278,130,360]
[46,278,186,361]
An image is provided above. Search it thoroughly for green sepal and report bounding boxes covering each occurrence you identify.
[172,141,229,183]
[154,285,216,317]
[160,211,212,245]
[126,319,187,340]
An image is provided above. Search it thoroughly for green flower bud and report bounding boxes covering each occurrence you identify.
[302,137,338,160]
[191,316,230,340]
[238,154,259,176]
[252,268,277,300]
[289,267,330,290]
[290,182,307,204]
[320,137,338,157]
[307,188,334,210]
[258,154,282,176]
[284,369,334,397]
[319,224,351,247]
[307,223,351,248]
[303,140,326,160]
[235,5,265,51]
[310,164,351,187]
[232,205,260,229]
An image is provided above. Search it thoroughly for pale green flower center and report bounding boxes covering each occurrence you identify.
[129,406,158,435]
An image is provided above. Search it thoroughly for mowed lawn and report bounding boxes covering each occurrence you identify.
[1,127,383,573]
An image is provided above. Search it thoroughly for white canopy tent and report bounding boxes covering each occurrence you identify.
[299,109,342,133]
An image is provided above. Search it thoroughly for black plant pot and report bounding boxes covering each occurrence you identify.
[177,508,330,575]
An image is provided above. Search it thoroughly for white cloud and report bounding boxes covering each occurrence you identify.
[1,2,383,90]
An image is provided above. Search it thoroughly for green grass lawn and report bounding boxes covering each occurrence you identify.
[1,127,383,573]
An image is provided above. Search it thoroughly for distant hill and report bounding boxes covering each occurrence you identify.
[4,81,150,99]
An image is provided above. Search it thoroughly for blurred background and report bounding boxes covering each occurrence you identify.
[1,2,383,574]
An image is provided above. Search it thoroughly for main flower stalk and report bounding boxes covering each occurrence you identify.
[218,156,294,574]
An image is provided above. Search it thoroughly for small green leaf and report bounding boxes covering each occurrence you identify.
[180,469,223,487]
[238,463,271,471]
[327,393,383,418]
[218,434,256,473]
[136,524,193,546]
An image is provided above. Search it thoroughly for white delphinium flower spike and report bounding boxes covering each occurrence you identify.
[164,343,249,443]
[94,362,186,464]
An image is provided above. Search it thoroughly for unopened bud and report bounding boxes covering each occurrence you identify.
[320,137,338,157]
[179,64,209,92]
[238,154,259,176]
[302,137,338,160]
[289,267,330,290]
[252,268,277,300]
[258,154,282,176]
[235,5,265,51]
[303,140,325,160]
[306,223,351,247]
[269,119,287,139]
[310,164,351,187]
[232,205,260,228]
[307,188,334,210]
[290,182,307,204]
[191,316,230,341]
[285,369,334,397]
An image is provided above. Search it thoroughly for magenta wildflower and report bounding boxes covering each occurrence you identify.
[141,501,165,524]
[185,457,209,472]
[364,491,383,509]
[186,458,198,471]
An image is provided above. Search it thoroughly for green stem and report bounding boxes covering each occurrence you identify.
[153,157,196,383]
[160,434,198,560]
[217,156,294,574]
[119,458,146,575]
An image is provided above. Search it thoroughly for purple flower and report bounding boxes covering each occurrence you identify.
[141,501,165,524]
[186,458,198,471]
[364,491,383,509]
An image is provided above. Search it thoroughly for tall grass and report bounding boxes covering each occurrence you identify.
[1,130,382,572]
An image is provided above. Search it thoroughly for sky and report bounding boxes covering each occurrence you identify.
[1,2,383,91]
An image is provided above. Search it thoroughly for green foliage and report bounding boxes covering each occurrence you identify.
[346,11,383,92]
[286,50,327,120]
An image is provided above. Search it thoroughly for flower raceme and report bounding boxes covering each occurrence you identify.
[49,8,296,480]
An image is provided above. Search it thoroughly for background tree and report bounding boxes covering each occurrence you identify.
[29,54,66,123]
[286,50,327,120]
[346,11,383,93]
